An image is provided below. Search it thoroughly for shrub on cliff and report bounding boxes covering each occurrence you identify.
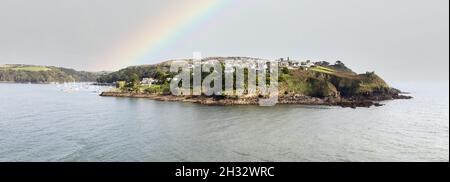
[355,72,390,96]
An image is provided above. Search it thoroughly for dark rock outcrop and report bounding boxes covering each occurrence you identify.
[100,91,412,108]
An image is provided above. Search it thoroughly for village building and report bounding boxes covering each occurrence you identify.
[278,58,290,67]
[141,78,156,86]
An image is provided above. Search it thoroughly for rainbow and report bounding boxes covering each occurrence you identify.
[103,0,230,70]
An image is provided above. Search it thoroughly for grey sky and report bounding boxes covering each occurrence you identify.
[0,0,448,83]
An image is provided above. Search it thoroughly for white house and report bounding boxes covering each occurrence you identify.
[278,58,290,67]
[300,60,314,67]
[141,78,156,86]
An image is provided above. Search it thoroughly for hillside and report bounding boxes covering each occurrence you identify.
[0,64,100,83]
[97,57,399,99]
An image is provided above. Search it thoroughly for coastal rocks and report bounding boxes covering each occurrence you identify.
[199,97,258,105]
[99,91,412,108]
[336,100,374,109]
[278,95,326,105]
[393,95,413,100]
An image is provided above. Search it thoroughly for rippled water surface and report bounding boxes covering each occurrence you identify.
[0,83,448,161]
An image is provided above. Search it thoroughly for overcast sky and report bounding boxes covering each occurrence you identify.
[0,0,448,83]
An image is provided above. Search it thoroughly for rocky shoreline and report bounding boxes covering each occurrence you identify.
[99,92,412,108]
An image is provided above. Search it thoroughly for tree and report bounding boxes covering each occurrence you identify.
[155,68,168,84]
[126,73,141,93]
[117,81,126,91]
[281,67,289,74]
[315,61,330,66]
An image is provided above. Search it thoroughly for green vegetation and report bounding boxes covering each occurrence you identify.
[142,83,171,94]
[0,64,100,83]
[10,66,51,72]
[278,68,339,97]
[96,63,175,84]
[98,58,393,98]
[355,72,389,95]
[309,66,335,74]
[117,81,126,90]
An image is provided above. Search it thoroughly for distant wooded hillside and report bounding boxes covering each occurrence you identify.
[0,64,102,83]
